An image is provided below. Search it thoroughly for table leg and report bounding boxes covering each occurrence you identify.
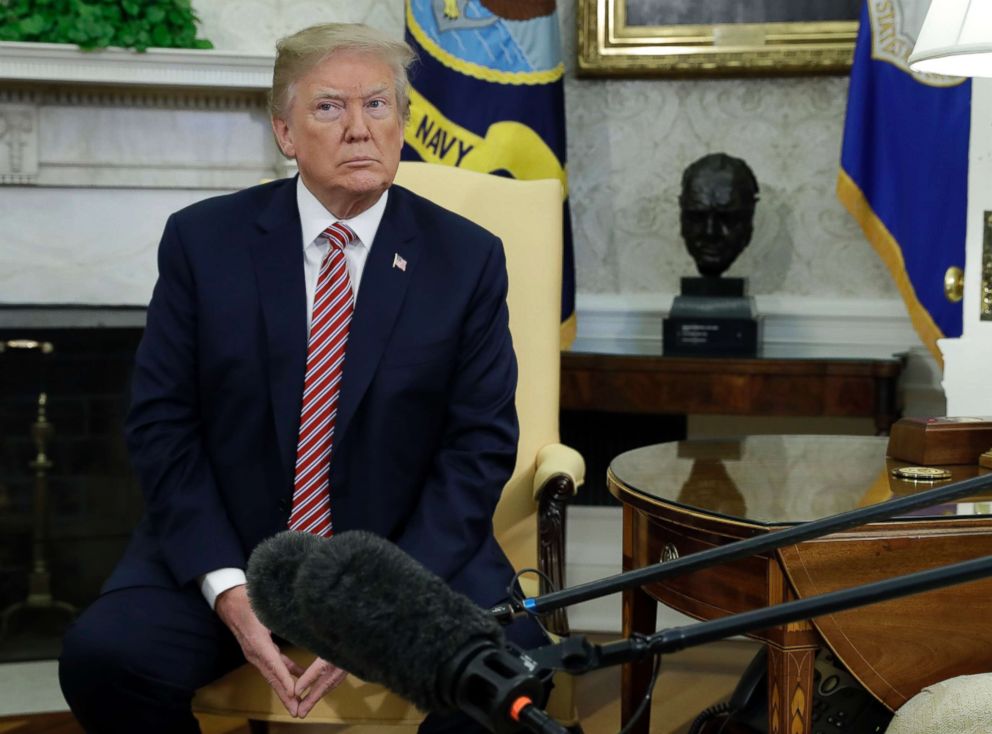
[765,642,817,734]
[620,584,657,734]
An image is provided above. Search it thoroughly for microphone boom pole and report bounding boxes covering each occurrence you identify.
[528,552,992,674]
[497,469,992,620]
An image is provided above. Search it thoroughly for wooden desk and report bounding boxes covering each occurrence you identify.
[562,351,904,433]
[608,436,992,734]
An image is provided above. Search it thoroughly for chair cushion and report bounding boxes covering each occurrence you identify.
[885,673,992,734]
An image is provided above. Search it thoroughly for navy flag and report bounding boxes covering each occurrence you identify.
[402,0,576,347]
[838,1,969,364]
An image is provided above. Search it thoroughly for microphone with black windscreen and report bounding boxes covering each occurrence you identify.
[246,530,564,734]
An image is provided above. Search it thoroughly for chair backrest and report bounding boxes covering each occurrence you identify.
[393,162,564,572]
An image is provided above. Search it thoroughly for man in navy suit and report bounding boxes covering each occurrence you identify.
[59,23,540,733]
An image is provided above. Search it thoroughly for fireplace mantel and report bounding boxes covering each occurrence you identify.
[0,41,273,91]
[0,41,284,190]
[1,42,288,313]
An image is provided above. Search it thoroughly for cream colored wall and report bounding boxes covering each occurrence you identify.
[193,0,402,51]
[940,78,992,414]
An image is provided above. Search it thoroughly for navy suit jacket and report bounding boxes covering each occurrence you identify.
[107,176,520,608]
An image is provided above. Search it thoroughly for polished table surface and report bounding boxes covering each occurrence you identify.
[608,435,992,734]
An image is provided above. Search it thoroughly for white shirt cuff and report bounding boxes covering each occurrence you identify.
[199,568,247,610]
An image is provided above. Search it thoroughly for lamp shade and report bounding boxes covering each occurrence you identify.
[909,0,992,76]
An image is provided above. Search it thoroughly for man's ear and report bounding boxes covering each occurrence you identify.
[272,117,295,158]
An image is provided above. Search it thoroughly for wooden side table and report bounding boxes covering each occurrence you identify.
[562,352,904,434]
[608,437,992,734]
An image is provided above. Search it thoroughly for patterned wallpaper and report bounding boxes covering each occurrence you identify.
[193,0,896,302]
[194,0,403,51]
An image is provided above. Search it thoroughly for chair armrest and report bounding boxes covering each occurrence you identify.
[533,443,585,638]
[533,443,585,501]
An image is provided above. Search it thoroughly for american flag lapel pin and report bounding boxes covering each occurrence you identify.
[392,253,407,272]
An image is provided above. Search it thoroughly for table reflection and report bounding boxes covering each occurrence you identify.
[610,435,992,525]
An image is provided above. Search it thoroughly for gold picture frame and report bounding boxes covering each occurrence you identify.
[577,0,860,78]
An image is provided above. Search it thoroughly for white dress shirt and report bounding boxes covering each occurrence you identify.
[199,178,389,610]
[297,177,389,329]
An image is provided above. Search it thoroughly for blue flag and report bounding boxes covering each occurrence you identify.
[402,0,575,347]
[838,1,970,363]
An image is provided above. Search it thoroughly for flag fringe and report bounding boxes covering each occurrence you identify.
[836,169,945,368]
[560,312,576,350]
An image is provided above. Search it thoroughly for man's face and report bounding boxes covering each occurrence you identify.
[272,50,404,219]
[679,169,755,277]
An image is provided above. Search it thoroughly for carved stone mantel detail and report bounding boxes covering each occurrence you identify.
[0,41,285,307]
[0,41,279,189]
[0,103,38,183]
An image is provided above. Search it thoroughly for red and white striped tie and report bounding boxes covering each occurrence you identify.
[289,221,356,537]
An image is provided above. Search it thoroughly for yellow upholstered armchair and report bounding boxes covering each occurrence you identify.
[191,162,586,732]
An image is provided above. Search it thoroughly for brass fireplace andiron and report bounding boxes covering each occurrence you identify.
[0,339,78,640]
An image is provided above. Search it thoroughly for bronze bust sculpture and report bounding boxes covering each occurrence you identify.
[679,153,760,278]
[664,153,761,356]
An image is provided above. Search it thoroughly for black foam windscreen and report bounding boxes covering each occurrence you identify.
[244,530,332,655]
[246,530,504,713]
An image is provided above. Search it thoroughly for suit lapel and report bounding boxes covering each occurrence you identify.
[333,187,421,455]
[249,179,307,490]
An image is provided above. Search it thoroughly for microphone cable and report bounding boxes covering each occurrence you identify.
[617,645,662,734]
[686,701,734,734]
[508,566,558,639]
[508,569,665,734]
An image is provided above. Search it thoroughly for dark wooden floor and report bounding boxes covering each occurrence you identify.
[0,712,252,734]
[0,712,95,733]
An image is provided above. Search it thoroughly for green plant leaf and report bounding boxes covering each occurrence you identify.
[101,4,121,23]
[78,19,101,37]
[3,0,213,50]
[150,23,170,47]
[18,14,47,35]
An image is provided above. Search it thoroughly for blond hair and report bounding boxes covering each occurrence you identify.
[270,23,416,120]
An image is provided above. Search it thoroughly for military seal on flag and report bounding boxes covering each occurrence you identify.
[403,0,576,344]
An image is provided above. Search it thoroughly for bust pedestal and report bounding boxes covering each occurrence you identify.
[663,277,760,356]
